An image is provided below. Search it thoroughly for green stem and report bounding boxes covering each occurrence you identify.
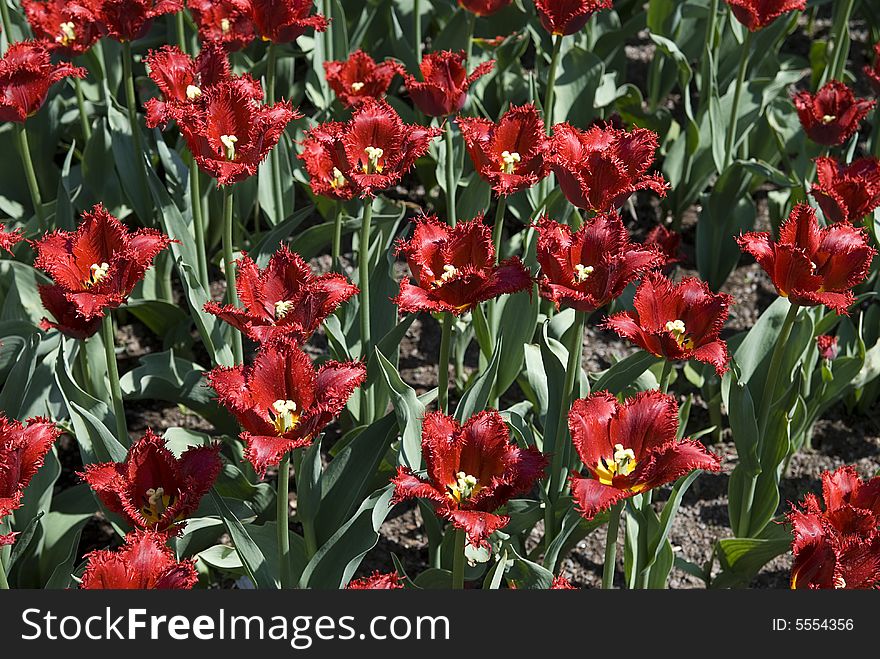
[75,77,92,142]
[175,9,187,50]
[438,313,453,414]
[359,197,374,423]
[331,201,343,272]
[0,0,12,54]
[101,314,128,445]
[602,501,623,589]
[190,162,209,287]
[543,35,563,134]
[723,30,751,170]
[492,196,507,263]
[322,0,333,63]
[658,360,673,394]
[122,41,150,216]
[827,0,855,84]
[414,0,422,63]
[444,126,457,226]
[465,10,476,70]
[698,0,720,110]
[222,185,244,364]
[15,124,44,228]
[452,528,466,590]
[277,452,292,588]
[264,43,286,228]
[0,552,8,589]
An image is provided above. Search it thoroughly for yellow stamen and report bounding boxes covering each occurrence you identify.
[270,399,300,435]
[186,84,202,100]
[363,146,384,174]
[141,487,174,524]
[500,150,521,174]
[330,167,346,189]
[351,81,365,92]
[821,114,837,124]
[220,134,238,161]
[447,471,480,504]
[220,18,231,34]
[87,262,110,287]
[274,300,294,319]
[57,21,76,47]
[573,264,594,283]
[594,443,637,485]
[665,319,694,350]
[432,264,459,288]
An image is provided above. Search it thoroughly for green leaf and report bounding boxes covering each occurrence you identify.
[208,489,278,589]
[376,349,425,469]
[592,350,661,394]
[455,337,502,422]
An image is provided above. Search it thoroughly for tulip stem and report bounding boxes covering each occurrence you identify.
[0,0,12,55]
[602,501,623,589]
[0,552,8,589]
[444,126,457,226]
[101,314,128,445]
[277,452,292,589]
[331,201,343,272]
[74,77,92,142]
[222,185,244,364]
[122,41,150,217]
[414,0,422,63]
[263,43,286,229]
[438,313,453,414]
[543,35,563,133]
[492,196,507,262]
[322,0,333,63]
[15,124,44,229]
[658,360,673,394]
[452,528,466,590]
[359,197,374,423]
[465,11,476,71]
[827,0,855,84]
[548,310,585,500]
[722,30,751,171]
[190,162,209,287]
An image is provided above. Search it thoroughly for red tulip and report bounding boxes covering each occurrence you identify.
[725,0,806,31]
[810,156,880,224]
[33,204,172,320]
[80,530,199,589]
[865,43,880,95]
[38,284,102,340]
[568,391,721,520]
[207,339,366,476]
[644,224,682,266]
[324,50,403,108]
[604,273,733,376]
[332,99,441,197]
[737,204,876,315]
[80,429,221,532]
[346,571,404,589]
[249,0,328,44]
[458,103,550,196]
[394,214,533,316]
[144,41,262,129]
[23,0,102,55]
[459,0,512,16]
[793,81,875,147]
[0,224,22,254]
[789,466,880,589]
[176,79,299,186]
[0,41,86,123]
[534,0,612,36]
[204,245,358,343]
[404,50,494,117]
[187,0,255,51]
[66,0,184,42]
[299,121,356,200]
[0,415,60,545]
[535,213,663,313]
[391,410,547,548]
[816,335,839,362]
[548,122,669,212]
[550,575,576,589]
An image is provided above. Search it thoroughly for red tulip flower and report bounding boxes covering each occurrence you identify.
[391,410,547,548]
[249,0,328,44]
[38,284,102,340]
[176,80,299,186]
[346,571,404,589]
[187,0,255,51]
[737,204,876,315]
[644,224,682,266]
[459,0,512,16]
[67,0,184,42]
[865,43,880,95]
[816,335,839,362]
[144,42,262,129]
[725,0,806,31]
[605,273,733,376]
[324,50,403,108]
[207,339,366,476]
[458,104,550,196]
[327,99,441,198]
[535,214,663,313]
[793,81,875,147]
[299,121,355,200]
[0,224,22,254]
[534,0,612,36]
[0,415,60,545]
[80,530,199,589]
[568,391,721,520]
[33,204,172,320]
[394,215,532,316]
[788,466,880,589]
[404,50,494,117]
[548,122,669,212]
[80,429,222,532]
[550,575,576,589]
[0,41,86,123]
[810,156,880,224]
[204,245,358,343]
[23,0,102,55]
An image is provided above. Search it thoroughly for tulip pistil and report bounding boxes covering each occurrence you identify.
[447,471,480,503]
[573,264,594,283]
[86,262,110,287]
[270,399,300,435]
[432,264,459,288]
[221,134,238,161]
[330,167,347,189]
[186,84,202,100]
[57,22,77,47]
[595,443,637,485]
[274,300,294,320]
[665,319,694,349]
[821,114,837,124]
[220,18,231,33]
[363,146,385,174]
[351,82,365,92]
[500,150,521,174]
[141,486,175,524]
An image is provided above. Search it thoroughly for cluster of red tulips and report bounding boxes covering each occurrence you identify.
[0,0,879,591]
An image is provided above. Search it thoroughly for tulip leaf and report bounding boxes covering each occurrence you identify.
[0,331,39,418]
[208,489,278,590]
[592,350,661,395]
[455,336,502,423]
[376,349,425,469]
